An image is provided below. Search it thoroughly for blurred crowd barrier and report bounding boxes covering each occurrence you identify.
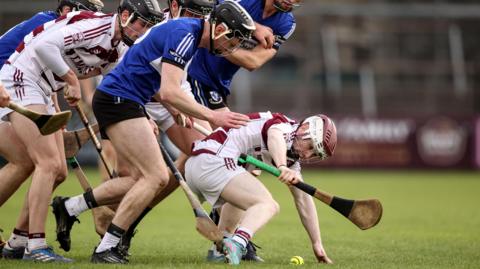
[315,115,478,169]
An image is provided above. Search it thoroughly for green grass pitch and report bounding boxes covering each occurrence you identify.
[1,169,479,268]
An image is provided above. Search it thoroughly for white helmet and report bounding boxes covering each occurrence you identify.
[300,114,337,160]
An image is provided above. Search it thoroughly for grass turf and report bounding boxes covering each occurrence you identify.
[1,169,479,268]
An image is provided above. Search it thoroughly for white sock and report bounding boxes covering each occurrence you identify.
[95,232,121,253]
[7,232,28,248]
[232,227,253,248]
[65,195,89,217]
[28,237,47,251]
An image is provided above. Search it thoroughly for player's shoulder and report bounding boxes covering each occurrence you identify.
[27,11,59,23]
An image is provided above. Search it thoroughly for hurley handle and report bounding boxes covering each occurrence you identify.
[238,154,317,196]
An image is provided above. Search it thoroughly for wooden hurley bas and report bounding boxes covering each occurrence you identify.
[8,102,71,135]
[238,154,383,230]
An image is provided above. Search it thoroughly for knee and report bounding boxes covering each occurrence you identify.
[267,199,280,216]
[37,157,65,179]
[151,170,170,193]
[54,162,68,184]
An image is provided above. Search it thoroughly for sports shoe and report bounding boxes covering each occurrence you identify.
[222,238,246,265]
[91,247,128,264]
[206,244,225,262]
[51,196,80,252]
[242,241,264,262]
[117,229,136,257]
[23,246,73,263]
[2,242,25,259]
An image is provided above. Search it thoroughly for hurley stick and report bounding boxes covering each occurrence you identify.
[159,143,223,243]
[238,154,383,230]
[76,104,116,178]
[8,102,71,135]
[66,157,115,236]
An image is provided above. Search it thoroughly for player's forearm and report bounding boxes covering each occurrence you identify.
[225,46,276,71]
[267,129,288,167]
[157,87,213,122]
[291,187,323,245]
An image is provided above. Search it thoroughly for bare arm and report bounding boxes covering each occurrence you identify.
[0,82,10,108]
[225,46,276,71]
[155,62,249,129]
[288,178,333,263]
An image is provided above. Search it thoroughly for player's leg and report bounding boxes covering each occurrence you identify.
[0,122,34,206]
[219,173,279,265]
[1,192,29,259]
[9,105,71,262]
[92,117,169,263]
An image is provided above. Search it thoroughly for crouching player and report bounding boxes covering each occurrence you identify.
[185,112,336,265]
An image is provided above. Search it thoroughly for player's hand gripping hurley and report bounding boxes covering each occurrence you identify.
[158,143,223,243]
[238,154,383,230]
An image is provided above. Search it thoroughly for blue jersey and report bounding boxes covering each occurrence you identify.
[187,0,296,96]
[98,18,204,105]
[0,11,58,68]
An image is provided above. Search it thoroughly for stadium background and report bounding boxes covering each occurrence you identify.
[1,0,479,169]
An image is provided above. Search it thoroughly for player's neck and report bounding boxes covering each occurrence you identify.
[263,0,278,19]
[198,20,211,50]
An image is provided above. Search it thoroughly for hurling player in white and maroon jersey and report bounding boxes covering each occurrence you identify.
[185,112,337,265]
[0,0,163,262]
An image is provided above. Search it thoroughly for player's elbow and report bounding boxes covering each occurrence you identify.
[243,59,262,71]
[158,88,175,104]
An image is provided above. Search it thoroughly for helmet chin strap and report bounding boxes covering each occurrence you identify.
[119,13,135,46]
[209,20,218,55]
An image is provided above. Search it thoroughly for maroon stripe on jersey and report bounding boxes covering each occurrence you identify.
[247,112,261,119]
[55,15,67,23]
[85,29,109,40]
[32,25,45,37]
[204,130,228,144]
[261,113,292,149]
[84,22,111,35]
[15,42,25,53]
[67,11,113,25]
[191,149,216,156]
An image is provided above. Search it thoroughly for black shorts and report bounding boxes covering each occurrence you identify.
[92,90,148,139]
[187,75,228,110]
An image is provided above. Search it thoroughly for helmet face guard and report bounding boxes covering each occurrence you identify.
[273,0,300,13]
[118,0,164,46]
[172,0,215,19]
[208,1,256,56]
[294,114,337,163]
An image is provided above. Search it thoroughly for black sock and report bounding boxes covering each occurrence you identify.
[107,223,126,238]
[83,189,98,209]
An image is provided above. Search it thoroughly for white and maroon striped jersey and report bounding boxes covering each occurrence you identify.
[5,11,125,94]
[191,111,301,169]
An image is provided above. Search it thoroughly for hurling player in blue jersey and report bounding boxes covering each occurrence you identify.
[71,1,255,263]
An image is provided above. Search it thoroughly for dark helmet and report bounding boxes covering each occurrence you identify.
[209,0,255,54]
[168,0,216,18]
[118,0,164,46]
[118,0,164,26]
[57,0,104,13]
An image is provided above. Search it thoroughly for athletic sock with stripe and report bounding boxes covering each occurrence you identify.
[64,189,98,217]
[95,223,125,253]
[27,233,47,251]
[7,228,28,248]
[232,227,252,249]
